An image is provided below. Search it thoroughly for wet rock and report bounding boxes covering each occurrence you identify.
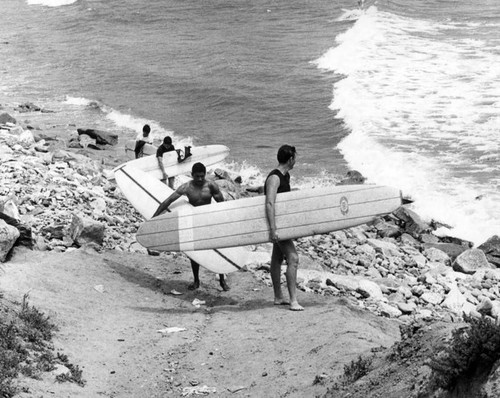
[393,206,431,238]
[478,235,500,268]
[77,128,118,146]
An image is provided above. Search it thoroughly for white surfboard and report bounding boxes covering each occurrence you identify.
[118,143,230,180]
[125,139,156,159]
[114,165,247,274]
[137,185,403,252]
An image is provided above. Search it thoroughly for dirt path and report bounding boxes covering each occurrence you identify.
[1,247,400,397]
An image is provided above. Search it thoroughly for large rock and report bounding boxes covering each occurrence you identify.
[478,235,500,268]
[69,213,105,246]
[0,112,16,125]
[392,206,431,238]
[77,128,118,146]
[453,249,494,274]
[423,242,468,261]
[0,219,20,262]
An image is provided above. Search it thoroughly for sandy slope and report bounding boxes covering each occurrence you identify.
[1,247,400,398]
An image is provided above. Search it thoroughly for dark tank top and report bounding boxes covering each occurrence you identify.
[264,169,290,195]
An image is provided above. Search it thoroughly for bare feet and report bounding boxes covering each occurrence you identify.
[188,281,200,290]
[274,298,289,306]
[220,280,230,291]
[289,301,304,311]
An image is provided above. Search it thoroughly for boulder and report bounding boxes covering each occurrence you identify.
[336,170,366,185]
[423,242,468,261]
[0,112,16,125]
[0,219,20,262]
[478,235,500,268]
[393,206,431,238]
[77,128,118,146]
[69,213,105,246]
[453,249,494,274]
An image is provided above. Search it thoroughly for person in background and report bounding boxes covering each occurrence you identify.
[134,124,152,159]
[152,162,230,291]
[264,144,303,311]
[156,136,176,189]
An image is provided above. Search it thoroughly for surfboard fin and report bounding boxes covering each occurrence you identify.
[177,146,192,163]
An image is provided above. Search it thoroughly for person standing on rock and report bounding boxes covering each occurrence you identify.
[134,124,152,159]
[264,145,303,311]
[152,162,230,291]
[156,136,176,189]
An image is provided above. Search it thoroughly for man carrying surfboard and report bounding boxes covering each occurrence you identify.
[265,145,303,311]
[156,136,176,189]
[152,162,230,291]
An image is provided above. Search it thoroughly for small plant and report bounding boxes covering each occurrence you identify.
[429,314,500,391]
[0,293,83,397]
[343,355,374,384]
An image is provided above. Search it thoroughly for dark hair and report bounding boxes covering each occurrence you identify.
[277,145,296,164]
[143,124,151,134]
[163,136,172,145]
[192,162,206,174]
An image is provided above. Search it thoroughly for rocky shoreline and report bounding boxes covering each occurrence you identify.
[1,101,500,329]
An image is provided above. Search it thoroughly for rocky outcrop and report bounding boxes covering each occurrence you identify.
[478,235,500,267]
[77,128,118,146]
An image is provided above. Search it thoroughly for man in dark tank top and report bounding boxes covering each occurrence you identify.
[264,145,303,311]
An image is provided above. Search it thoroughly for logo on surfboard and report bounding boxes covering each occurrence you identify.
[340,196,349,215]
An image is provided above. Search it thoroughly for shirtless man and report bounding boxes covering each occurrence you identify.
[264,145,303,311]
[152,162,230,291]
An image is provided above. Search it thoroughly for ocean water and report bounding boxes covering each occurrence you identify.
[0,0,498,245]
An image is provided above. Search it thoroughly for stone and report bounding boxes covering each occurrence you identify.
[366,238,401,258]
[0,219,20,262]
[423,247,450,265]
[477,298,493,316]
[393,206,430,238]
[77,128,118,146]
[357,279,384,300]
[378,302,402,318]
[0,112,16,125]
[441,285,466,313]
[421,292,444,306]
[69,213,105,246]
[397,302,416,314]
[422,242,468,261]
[478,235,500,268]
[453,249,494,274]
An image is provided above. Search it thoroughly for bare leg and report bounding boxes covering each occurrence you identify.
[279,240,303,311]
[167,176,175,189]
[219,274,230,291]
[188,260,200,290]
[270,243,288,305]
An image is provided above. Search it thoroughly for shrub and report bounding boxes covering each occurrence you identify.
[429,314,500,391]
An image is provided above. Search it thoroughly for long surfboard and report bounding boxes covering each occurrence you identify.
[137,185,403,252]
[125,139,156,159]
[118,143,230,180]
[114,165,247,274]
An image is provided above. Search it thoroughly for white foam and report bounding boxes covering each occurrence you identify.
[27,0,77,6]
[315,6,500,246]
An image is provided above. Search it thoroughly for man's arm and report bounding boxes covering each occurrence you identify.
[264,175,280,242]
[152,184,187,217]
[209,182,225,203]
